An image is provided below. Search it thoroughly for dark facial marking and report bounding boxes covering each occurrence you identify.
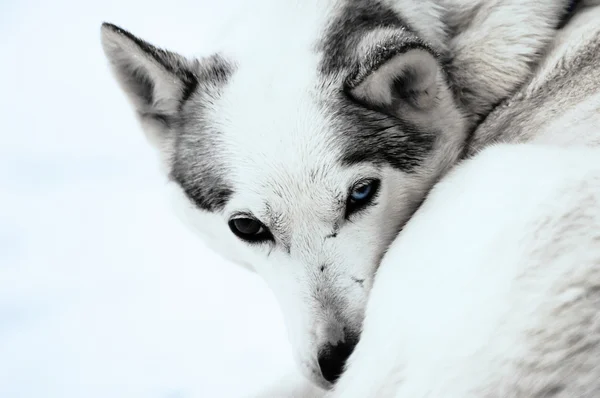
[169,56,237,212]
[103,23,237,213]
[330,93,437,172]
[170,165,233,212]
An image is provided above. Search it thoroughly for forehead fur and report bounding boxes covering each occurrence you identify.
[170,0,449,213]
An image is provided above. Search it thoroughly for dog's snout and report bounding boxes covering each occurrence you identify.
[317,340,356,384]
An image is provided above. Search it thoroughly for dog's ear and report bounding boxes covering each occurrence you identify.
[101,23,197,119]
[347,48,440,114]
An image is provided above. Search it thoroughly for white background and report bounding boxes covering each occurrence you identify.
[0,0,295,397]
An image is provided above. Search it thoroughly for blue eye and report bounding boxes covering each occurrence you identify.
[350,183,373,201]
[346,179,380,218]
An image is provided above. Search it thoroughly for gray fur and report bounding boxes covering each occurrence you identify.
[101,23,237,211]
[317,0,441,77]
[441,0,574,125]
[488,183,600,398]
[468,16,600,153]
[100,23,199,127]
[445,12,600,393]
[465,174,600,398]
[170,55,238,212]
[314,3,451,176]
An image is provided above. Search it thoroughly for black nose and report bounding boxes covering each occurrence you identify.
[317,340,356,384]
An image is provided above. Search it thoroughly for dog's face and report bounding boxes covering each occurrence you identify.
[101,3,466,387]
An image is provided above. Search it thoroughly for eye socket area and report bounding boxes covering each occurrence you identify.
[346,178,380,217]
[228,215,273,243]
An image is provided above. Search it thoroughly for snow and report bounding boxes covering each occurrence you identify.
[0,0,294,396]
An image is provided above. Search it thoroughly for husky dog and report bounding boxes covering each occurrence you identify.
[331,4,600,397]
[101,0,572,390]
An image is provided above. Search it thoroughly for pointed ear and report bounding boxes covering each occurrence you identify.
[347,48,440,113]
[100,22,198,124]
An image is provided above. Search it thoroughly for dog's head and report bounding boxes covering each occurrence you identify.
[101,3,466,387]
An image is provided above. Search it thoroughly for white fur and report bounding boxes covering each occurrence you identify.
[331,143,600,397]
[101,0,577,393]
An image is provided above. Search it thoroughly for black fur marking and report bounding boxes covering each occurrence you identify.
[170,165,234,212]
[330,92,437,172]
[317,0,412,76]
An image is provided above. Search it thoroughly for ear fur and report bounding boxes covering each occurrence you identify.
[347,48,441,114]
[100,23,199,144]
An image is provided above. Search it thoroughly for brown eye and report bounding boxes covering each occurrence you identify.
[228,217,273,243]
